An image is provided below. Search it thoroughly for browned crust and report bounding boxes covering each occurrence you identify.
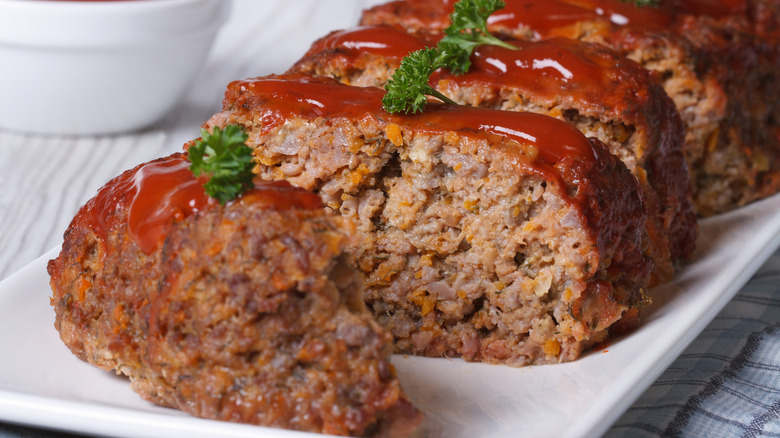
[48,154,422,437]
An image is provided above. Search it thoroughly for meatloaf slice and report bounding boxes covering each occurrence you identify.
[360,0,780,216]
[291,26,697,285]
[47,153,422,437]
[205,73,653,366]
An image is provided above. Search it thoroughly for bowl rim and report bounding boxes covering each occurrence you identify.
[0,0,232,48]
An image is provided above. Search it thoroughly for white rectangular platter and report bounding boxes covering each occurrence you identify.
[2,192,780,438]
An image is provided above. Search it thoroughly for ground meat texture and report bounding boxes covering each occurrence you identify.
[204,73,653,366]
[360,0,780,216]
[47,153,422,437]
[291,27,697,285]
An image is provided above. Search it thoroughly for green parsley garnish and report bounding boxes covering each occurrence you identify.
[439,0,519,74]
[188,125,255,205]
[382,0,517,114]
[382,47,459,114]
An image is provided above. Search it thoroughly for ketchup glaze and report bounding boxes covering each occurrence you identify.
[305,25,428,59]
[466,39,606,87]
[433,36,643,114]
[299,25,641,125]
[86,153,321,254]
[482,0,690,38]
[125,156,213,254]
[362,0,748,37]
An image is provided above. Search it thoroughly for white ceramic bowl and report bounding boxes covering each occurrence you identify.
[0,0,231,135]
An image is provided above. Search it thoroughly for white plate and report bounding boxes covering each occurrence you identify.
[2,193,780,438]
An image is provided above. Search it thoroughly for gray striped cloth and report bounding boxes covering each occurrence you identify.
[606,251,780,438]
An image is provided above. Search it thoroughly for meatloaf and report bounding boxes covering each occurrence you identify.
[47,153,422,437]
[204,73,653,366]
[291,25,697,285]
[360,0,780,216]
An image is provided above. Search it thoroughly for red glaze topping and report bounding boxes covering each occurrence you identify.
[304,26,627,110]
[305,25,428,59]
[434,37,633,112]
[487,0,673,37]
[410,104,597,165]
[489,0,750,35]
[225,74,597,171]
[229,74,387,134]
[504,0,748,36]
[362,0,746,37]
[86,153,321,254]
[488,1,604,38]
[469,40,601,86]
[126,156,213,254]
[303,26,637,129]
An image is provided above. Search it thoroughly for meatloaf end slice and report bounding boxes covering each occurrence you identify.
[47,153,422,437]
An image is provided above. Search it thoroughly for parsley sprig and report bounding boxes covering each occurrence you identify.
[439,0,519,74]
[382,48,459,114]
[383,0,515,114]
[188,124,255,205]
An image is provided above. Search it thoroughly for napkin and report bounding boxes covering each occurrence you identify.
[606,250,780,437]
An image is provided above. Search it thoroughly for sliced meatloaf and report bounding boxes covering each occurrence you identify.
[292,26,696,285]
[47,153,422,437]
[204,73,653,366]
[360,0,780,216]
